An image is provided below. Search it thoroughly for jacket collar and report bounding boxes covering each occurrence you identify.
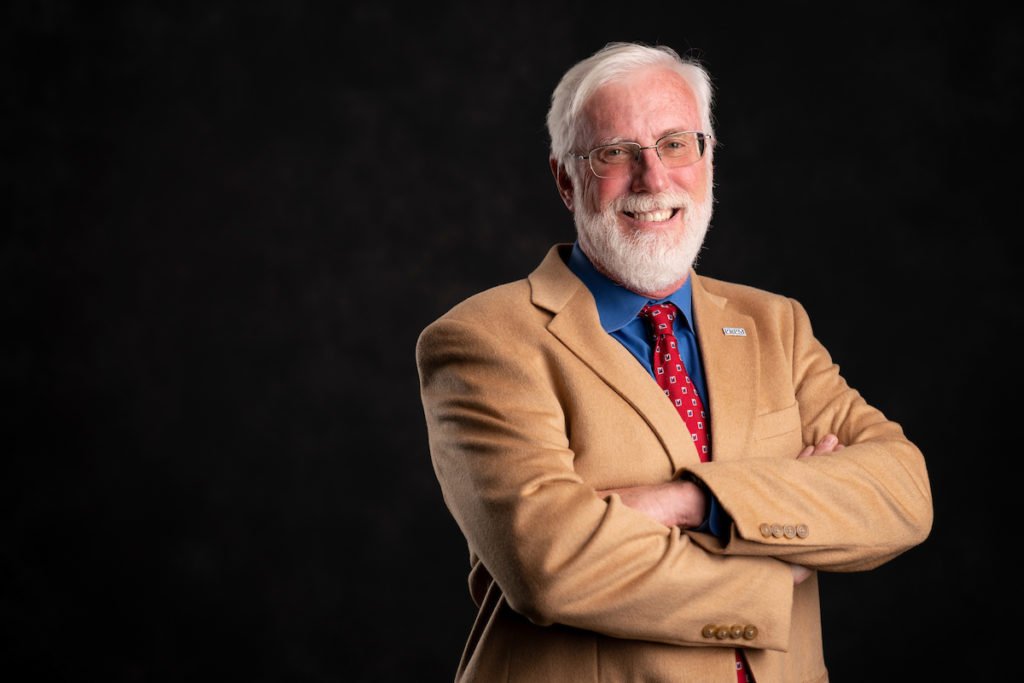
[528,244,758,473]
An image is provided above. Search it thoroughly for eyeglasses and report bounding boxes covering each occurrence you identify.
[574,131,714,179]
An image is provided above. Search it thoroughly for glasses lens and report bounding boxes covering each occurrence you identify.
[591,143,638,178]
[584,134,709,178]
[658,133,705,167]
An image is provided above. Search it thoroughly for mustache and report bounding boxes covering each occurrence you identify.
[612,190,692,213]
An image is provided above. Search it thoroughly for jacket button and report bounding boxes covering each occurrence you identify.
[771,524,783,538]
[796,524,809,538]
[702,624,717,639]
[759,523,772,537]
[716,626,730,640]
[743,625,759,640]
[729,624,744,639]
[783,524,796,538]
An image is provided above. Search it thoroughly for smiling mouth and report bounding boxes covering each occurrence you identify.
[624,208,679,222]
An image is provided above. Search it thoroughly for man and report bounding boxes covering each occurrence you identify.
[416,42,932,683]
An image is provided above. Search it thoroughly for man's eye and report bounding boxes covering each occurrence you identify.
[599,146,633,163]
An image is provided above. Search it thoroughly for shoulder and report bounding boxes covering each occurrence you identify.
[692,272,816,346]
[419,244,583,341]
[420,277,539,335]
[695,273,799,314]
[416,275,575,365]
[414,278,536,372]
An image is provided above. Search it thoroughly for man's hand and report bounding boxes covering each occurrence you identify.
[797,433,844,460]
[596,479,707,529]
[790,563,813,585]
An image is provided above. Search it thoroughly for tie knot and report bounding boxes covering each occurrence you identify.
[640,303,679,336]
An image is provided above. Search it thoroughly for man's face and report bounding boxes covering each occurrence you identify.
[570,67,713,296]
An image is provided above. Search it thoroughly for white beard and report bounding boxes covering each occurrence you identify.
[574,187,713,295]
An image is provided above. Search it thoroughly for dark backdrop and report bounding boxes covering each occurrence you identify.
[4,1,1020,680]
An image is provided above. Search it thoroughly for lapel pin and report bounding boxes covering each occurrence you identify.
[722,327,747,337]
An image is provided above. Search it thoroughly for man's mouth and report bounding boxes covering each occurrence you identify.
[624,208,679,222]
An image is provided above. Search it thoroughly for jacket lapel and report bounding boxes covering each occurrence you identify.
[529,246,699,473]
[690,273,759,464]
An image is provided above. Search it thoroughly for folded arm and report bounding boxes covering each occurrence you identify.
[417,315,796,649]
[601,433,844,584]
[686,299,933,571]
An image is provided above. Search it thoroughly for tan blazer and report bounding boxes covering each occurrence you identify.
[417,245,932,683]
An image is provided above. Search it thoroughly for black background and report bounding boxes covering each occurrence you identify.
[4,1,1021,681]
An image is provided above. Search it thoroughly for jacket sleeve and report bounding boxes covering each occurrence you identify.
[417,314,798,650]
[685,298,933,571]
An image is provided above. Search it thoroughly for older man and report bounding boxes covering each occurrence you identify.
[416,42,932,683]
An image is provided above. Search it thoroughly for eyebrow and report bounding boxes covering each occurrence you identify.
[591,129,694,147]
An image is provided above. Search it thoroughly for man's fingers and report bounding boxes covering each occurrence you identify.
[812,434,838,454]
[790,563,813,585]
[797,434,844,460]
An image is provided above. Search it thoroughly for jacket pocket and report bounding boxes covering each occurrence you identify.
[754,402,800,440]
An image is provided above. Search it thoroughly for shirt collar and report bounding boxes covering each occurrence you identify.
[567,241,696,333]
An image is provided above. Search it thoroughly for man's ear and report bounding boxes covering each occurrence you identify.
[550,158,575,212]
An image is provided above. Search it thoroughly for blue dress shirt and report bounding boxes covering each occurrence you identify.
[567,242,728,538]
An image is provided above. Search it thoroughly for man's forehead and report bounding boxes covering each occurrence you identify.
[580,71,700,146]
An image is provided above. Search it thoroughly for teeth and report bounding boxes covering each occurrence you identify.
[631,209,673,222]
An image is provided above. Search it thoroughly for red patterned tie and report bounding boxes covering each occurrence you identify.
[639,303,709,461]
[639,303,753,683]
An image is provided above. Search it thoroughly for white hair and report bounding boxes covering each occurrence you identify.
[546,42,715,185]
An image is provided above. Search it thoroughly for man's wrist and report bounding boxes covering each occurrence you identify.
[678,473,710,529]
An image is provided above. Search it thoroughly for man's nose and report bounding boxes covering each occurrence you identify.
[630,147,670,194]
